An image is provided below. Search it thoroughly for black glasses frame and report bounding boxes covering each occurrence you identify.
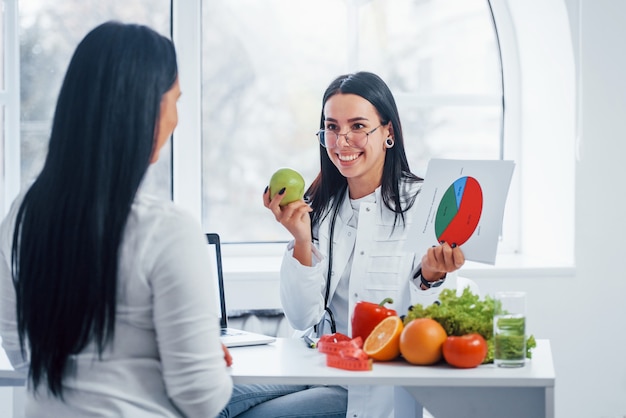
[316,125,382,148]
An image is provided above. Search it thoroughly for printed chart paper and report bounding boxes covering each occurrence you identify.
[405,159,515,265]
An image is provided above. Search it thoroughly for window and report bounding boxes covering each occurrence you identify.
[3,0,575,269]
[1,0,19,217]
[200,0,505,244]
[0,2,5,214]
[12,0,172,210]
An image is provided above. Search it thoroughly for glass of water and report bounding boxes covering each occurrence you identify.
[494,291,526,368]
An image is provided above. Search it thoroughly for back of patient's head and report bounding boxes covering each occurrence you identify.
[46,20,178,191]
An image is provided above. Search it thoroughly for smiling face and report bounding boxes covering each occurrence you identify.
[323,93,392,199]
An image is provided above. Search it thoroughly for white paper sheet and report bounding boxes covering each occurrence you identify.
[405,159,515,265]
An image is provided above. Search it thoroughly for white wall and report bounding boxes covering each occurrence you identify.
[479,1,626,417]
[449,2,626,416]
[573,0,626,416]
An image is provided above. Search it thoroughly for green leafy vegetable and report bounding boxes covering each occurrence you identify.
[404,287,535,363]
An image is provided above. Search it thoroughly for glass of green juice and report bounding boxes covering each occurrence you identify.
[494,291,526,368]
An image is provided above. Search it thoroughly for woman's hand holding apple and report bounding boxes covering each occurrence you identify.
[264,187,312,241]
[263,176,313,266]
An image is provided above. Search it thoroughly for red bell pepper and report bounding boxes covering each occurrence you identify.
[351,297,397,341]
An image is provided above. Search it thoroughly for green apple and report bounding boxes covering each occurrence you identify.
[269,168,305,206]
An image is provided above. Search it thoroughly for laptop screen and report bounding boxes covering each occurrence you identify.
[206,233,228,329]
[204,233,277,347]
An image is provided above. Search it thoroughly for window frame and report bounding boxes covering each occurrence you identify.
[171,0,203,219]
[2,0,20,217]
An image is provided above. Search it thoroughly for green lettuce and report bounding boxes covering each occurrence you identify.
[403,287,536,363]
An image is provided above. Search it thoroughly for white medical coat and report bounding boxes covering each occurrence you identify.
[280,182,478,418]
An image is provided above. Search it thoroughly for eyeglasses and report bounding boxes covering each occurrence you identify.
[316,125,382,149]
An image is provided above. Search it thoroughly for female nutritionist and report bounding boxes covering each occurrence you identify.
[219,71,479,418]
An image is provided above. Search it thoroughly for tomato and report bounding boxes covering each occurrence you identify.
[442,333,488,368]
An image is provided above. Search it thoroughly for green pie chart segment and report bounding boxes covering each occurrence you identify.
[434,176,483,246]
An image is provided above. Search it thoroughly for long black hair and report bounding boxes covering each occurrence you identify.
[11,21,178,397]
[307,71,422,232]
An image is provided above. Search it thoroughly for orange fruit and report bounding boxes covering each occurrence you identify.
[363,316,404,361]
[399,318,447,365]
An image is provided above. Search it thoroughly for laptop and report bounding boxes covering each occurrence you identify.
[205,233,276,348]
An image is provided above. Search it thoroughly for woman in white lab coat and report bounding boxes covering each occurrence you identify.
[221,71,476,418]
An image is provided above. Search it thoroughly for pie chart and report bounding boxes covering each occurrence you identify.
[434,176,483,246]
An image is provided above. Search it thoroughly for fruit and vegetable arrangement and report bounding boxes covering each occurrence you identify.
[317,288,536,371]
[404,287,536,364]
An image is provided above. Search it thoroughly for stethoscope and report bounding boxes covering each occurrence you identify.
[316,186,346,336]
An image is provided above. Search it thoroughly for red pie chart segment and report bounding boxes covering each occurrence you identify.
[434,176,483,246]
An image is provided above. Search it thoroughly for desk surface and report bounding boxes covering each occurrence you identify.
[1,338,555,388]
[228,338,555,388]
[1,338,554,417]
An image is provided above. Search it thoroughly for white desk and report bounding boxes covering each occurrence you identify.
[228,338,555,418]
[0,339,555,418]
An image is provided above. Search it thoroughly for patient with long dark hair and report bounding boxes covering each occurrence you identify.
[0,21,232,417]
